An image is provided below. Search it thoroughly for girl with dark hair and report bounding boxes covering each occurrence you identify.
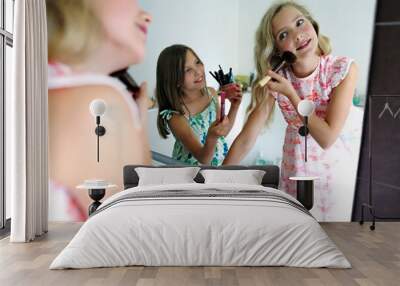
[156,44,242,166]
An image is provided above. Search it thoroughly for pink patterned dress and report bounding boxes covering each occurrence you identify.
[272,55,353,219]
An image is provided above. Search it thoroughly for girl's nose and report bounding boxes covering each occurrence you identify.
[142,11,152,24]
[194,67,201,76]
[295,32,305,42]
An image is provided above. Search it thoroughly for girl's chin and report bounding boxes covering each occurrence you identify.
[296,45,318,59]
[194,82,206,89]
[125,44,146,64]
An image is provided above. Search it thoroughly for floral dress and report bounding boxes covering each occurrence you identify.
[272,55,354,220]
[160,95,228,166]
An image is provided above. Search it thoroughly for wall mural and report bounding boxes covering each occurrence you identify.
[47,0,376,222]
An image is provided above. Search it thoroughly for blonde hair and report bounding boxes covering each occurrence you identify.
[249,0,331,124]
[47,0,102,64]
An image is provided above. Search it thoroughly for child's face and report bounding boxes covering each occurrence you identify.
[182,50,206,92]
[93,0,152,65]
[271,6,318,59]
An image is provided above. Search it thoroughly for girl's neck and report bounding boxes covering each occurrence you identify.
[182,89,204,104]
[291,53,320,78]
[69,42,136,75]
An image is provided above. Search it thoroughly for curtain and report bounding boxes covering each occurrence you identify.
[7,0,48,242]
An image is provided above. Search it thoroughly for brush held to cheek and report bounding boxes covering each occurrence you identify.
[258,51,297,87]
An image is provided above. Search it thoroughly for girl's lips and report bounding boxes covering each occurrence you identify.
[297,39,311,50]
[138,24,148,35]
[194,77,203,83]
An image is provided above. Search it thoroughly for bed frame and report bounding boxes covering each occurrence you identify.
[123,165,280,189]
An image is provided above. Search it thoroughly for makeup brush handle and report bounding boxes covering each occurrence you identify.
[220,91,226,122]
[258,60,287,87]
[258,75,272,87]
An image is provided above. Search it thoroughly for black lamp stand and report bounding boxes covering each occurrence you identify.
[94,115,106,162]
[294,116,314,210]
[299,116,309,162]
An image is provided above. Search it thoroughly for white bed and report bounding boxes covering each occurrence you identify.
[50,182,350,269]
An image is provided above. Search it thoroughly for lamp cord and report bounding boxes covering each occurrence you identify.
[97,124,100,162]
[305,117,308,162]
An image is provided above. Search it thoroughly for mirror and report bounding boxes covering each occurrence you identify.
[131,0,376,221]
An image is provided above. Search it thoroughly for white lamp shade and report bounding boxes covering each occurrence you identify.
[89,99,107,117]
[298,99,315,116]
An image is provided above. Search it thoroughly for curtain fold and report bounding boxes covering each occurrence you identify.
[8,0,48,242]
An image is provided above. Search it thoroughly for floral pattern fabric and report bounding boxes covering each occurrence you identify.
[272,55,353,220]
[160,96,228,166]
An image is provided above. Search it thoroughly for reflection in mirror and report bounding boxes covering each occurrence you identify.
[131,0,376,221]
[47,0,153,221]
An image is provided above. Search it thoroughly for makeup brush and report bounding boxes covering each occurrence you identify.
[258,51,297,87]
[110,68,140,98]
[209,65,234,86]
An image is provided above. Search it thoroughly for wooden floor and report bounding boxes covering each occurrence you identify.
[0,222,399,286]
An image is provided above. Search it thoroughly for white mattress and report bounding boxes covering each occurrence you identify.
[50,183,350,269]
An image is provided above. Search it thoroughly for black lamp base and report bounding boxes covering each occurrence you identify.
[95,126,106,136]
[88,188,105,215]
[296,180,314,210]
[298,126,309,136]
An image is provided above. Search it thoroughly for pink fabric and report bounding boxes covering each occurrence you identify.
[272,55,353,218]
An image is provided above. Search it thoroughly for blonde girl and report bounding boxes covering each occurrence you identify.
[224,1,358,220]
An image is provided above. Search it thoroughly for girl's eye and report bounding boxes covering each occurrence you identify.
[185,68,192,73]
[296,18,304,27]
[196,59,202,65]
[278,31,288,41]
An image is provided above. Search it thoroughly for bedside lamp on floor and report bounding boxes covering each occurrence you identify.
[77,180,117,215]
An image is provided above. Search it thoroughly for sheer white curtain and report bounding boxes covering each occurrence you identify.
[7,0,48,242]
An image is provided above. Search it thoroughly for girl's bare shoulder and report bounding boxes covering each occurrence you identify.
[207,86,218,97]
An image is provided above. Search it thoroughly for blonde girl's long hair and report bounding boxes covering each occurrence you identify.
[47,0,102,64]
[249,0,331,124]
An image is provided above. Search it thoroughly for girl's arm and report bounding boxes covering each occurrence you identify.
[223,95,275,165]
[168,114,230,164]
[266,62,358,150]
[226,96,241,134]
[134,82,152,164]
[221,84,243,132]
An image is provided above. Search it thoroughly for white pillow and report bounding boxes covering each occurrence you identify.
[135,167,200,186]
[200,169,266,185]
